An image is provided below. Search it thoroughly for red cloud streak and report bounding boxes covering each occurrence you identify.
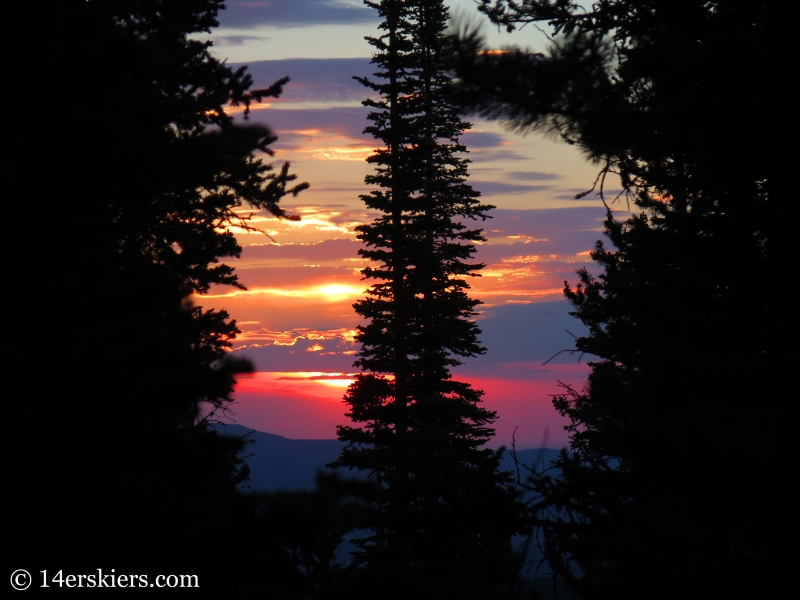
[228,372,579,448]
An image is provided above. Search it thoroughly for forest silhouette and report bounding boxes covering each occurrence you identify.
[6,0,796,598]
[451,1,799,598]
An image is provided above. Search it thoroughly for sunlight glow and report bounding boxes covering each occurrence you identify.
[313,283,365,302]
[230,373,574,446]
[311,146,375,161]
[317,377,355,388]
[233,371,357,403]
[273,371,356,389]
[201,283,364,302]
[222,102,273,114]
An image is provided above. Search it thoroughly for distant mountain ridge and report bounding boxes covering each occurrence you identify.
[213,423,562,492]
[214,424,575,598]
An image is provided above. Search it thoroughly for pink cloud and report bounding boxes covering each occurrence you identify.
[228,371,581,448]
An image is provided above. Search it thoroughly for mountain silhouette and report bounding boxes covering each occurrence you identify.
[213,422,561,492]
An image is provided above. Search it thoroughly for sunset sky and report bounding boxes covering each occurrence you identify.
[199,0,619,448]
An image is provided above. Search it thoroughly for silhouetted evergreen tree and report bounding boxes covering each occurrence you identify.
[328,1,524,597]
[449,1,799,598]
[5,0,309,594]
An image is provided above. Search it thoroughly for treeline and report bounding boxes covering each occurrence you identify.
[6,0,796,599]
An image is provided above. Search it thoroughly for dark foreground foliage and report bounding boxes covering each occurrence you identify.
[2,1,339,596]
[450,1,800,598]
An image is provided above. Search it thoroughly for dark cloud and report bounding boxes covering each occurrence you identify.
[215,34,267,46]
[233,336,357,372]
[218,1,378,29]
[234,58,373,104]
[471,181,553,196]
[471,149,529,162]
[489,206,606,232]
[461,130,506,148]
[234,61,524,157]
[247,106,372,141]
[229,61,542,166]
[508,171,560,181]
[229,301,593,374]
[470,300,593,369]
[250,105,517,155]
[479,206,607,254]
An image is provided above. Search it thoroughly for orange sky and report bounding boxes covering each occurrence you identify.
[193,4,623,449]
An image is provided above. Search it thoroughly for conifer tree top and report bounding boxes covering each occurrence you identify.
[329,2,525,592]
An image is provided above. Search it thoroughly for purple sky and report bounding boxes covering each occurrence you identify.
[193,1,622,447]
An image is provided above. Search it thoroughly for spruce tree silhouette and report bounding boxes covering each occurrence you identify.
[5,1,312,595]
[448,1,800,598]
[328,1,525,597]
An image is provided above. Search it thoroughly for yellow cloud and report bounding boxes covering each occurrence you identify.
[220,102,273,115]
[310,146,376,161]
[502,255,542,264]
[235,327,358,346]
[202,283,365,302]
[272,371,357,389]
